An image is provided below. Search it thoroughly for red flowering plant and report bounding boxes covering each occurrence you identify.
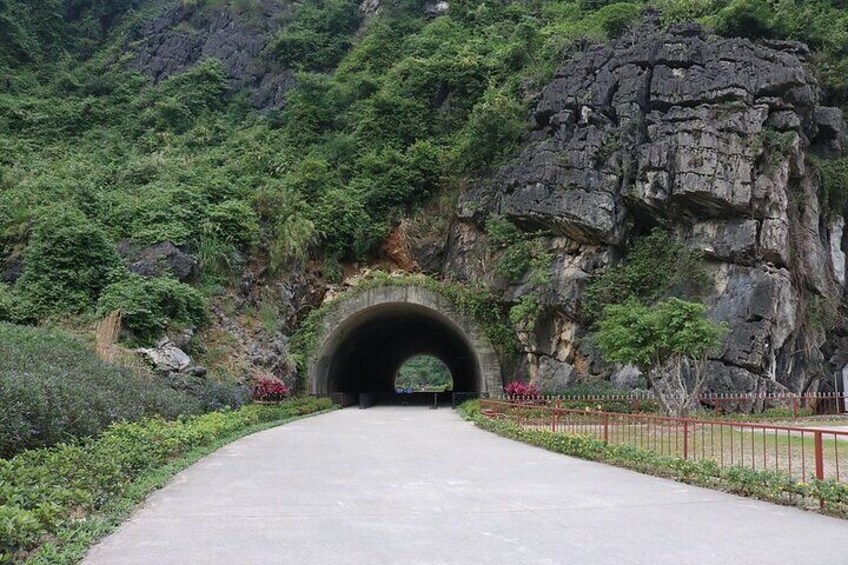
[251,376,290,402]
[503,380,540,400]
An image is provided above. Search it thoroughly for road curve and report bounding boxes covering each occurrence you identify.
[84,407,848,565]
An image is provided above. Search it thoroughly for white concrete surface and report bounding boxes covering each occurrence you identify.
[84,407,848,565]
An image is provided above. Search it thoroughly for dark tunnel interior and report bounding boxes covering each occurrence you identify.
[322,303,480,396]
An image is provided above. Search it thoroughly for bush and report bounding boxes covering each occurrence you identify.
[0,323,203,457]
[504,380,539,397]
[97,275,208,345]
[17,206,121,316]
[710,0,777,40]
[587,2,642,38]
[203,199,260,251]
[250,376,291,401]
[583,228,709,321]
[270,0,362,71]
[0,284,32,323]
[813,156,848,218]
[0,397,333,562]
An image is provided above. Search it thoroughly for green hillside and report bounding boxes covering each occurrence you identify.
[0,0,847,438]
[2,0,845,336]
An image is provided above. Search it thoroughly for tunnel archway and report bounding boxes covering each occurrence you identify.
[307,285,502,398]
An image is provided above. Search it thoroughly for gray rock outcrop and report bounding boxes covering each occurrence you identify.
[127,0,296,109]
[137,338,192,372]
[118,240,198,282]
[446,15,847,397]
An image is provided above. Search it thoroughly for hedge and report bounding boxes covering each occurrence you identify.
[0,398,334,564]
[458,401,848,519]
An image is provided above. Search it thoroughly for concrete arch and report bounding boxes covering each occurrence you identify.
[307,285,502,398]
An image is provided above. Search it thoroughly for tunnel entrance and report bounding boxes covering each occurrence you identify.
[307,285,502,406]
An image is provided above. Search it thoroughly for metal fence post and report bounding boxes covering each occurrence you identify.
[603,413,609,444]
[683,421,689,460]
[814,431,824,481]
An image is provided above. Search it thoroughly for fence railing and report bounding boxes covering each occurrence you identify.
[494,392,848,416]
[480,399,848,483]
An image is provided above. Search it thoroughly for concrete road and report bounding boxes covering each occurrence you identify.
[84,407,848,565]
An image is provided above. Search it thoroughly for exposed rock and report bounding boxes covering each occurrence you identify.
[702,361,788,411]
[685,220,758,263]
[126,1,296,110]
[423,0,449,17]
[830,217,846,287]
[444,16,848,396]
[534,356,576,393]
[0,255,22,284]
[610,365,643,389]
[137,338,192,373]
[119,241,198,282]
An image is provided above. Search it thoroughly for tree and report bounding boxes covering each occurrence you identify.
[395,355,453,392]
[595,298,725,416]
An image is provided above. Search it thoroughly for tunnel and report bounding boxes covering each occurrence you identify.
[307,285,502,403]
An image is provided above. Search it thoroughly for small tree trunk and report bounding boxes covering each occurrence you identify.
[647,356,709,417]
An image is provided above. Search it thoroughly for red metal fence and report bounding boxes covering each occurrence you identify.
[481,399,848,483]
[495,392,848,416]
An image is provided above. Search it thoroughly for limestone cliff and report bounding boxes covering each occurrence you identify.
[126,0,296,109]
[439,16,847,396]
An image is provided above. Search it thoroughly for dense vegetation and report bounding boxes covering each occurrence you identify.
[2,0,845,340]
[0,0,846,446]
[395,354,453,391]
[0,397,332,564]
[0,323,208,456]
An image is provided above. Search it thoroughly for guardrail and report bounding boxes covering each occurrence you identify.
[480,399,847,483]
[493,392,847,416]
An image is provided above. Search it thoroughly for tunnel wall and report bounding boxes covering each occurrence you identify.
[307,285,502,396]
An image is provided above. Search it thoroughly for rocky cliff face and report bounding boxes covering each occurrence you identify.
[127,0,296,109]
[442,15,848,396]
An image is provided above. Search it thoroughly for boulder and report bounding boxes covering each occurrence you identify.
[137,338,192,373]
[0,255,22,284]
[121,241,198,282]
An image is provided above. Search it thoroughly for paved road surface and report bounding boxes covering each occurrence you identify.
[84,407,848,565]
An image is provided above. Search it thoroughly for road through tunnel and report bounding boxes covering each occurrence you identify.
[307,285,502,403]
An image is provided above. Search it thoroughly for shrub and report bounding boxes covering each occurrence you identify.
[459,401,848,518]
[813,156,848,218]
[0,323,203,457]
[583,228,710,321]
[710,0,777,40]
[588,2,642,38]
[17,206,121,316]
[270,0,362,71]
[251,376,291,401]
[0,284,32,323]
[97,275,208,345]
[504,380,539,397]
[203,199,260,251]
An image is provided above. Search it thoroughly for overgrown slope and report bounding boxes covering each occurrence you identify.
[1,0,847,394]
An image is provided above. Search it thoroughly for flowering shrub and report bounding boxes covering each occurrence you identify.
[504,380,539,397]
[251,376,290,401]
